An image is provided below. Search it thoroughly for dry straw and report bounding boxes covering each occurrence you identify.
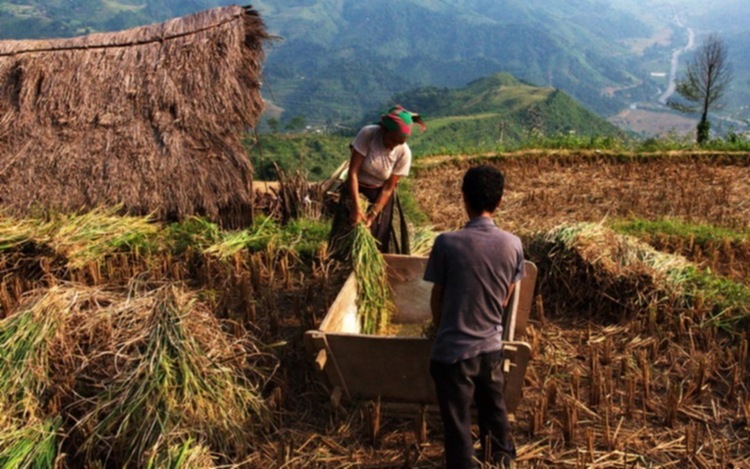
[0,6,269,228]
[0,283,275,466]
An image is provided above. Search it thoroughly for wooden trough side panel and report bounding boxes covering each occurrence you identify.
[514,262,538,339]
[319,273,360,334]
[320,334,531,413]
[383,254,431,324]
[324,334,436,403]
[308,255,537,412]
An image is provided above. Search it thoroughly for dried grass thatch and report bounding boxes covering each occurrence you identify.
[0,5,269,228]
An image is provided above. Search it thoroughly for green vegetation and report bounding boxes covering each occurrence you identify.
[0,209,331,266]
[202,215,330,260]
[611,218,750,245]
[246,133,349,180]
[350,223,394,335]
[0,0,237,39]
[246,73,750,181]
[248,73,633,178]
[532,222,750,332]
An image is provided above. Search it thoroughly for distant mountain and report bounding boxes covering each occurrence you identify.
[251,72,625,180]
[1,0,747,129]
[387,73,624,154]
[0,1,235,38]
[254,0,654,125]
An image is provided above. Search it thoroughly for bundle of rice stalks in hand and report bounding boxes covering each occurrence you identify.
[351,222,395,335]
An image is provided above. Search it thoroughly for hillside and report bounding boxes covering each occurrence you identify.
[391,73,624,154]
[0,0,235,37]
[255,0,651,124]
[0,0,655,126]
[251,73,624,179]
[1,0,748,131]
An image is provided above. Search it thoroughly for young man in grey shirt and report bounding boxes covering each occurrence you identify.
[424,165,525,468]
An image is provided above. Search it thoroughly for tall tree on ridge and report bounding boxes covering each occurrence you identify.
[669,33,733,145]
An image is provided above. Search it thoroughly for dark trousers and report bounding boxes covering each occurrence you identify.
[359,185,394,250]
[430,351,516,469]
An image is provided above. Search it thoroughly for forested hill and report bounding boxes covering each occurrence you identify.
[2,0,748,129]
[251,73,624,180]
[0,0,653,126]
[387,73,624,154]
[0,1,233,37]
[254,0,652,124]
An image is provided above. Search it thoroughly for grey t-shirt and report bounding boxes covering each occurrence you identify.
[424,216,525,364]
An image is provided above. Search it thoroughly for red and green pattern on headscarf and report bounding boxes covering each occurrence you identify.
[380,105,426,137]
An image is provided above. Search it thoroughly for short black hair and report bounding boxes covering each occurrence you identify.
[461,165,505,213]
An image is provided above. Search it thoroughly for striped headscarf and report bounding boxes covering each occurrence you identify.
[380,105,426,137]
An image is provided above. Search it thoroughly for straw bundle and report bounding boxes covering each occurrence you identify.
[0,282,275,466]
[0,414,59,468]
[530,222,691,320]
[351,223,395,335]
[0,6,269,228]
[530,222,750,330]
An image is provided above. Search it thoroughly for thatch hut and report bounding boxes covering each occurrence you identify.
[0,5,268,228]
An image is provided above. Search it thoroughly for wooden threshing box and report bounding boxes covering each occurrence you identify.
[305,254,537,413]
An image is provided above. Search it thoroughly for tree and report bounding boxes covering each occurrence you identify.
[267,117,280,133]
[284,115,307,132]
[669,34,733,145]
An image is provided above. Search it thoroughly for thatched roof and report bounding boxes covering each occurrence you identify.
[0,5,268,228]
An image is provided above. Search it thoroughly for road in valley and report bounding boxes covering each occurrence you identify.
[657,17,695,105]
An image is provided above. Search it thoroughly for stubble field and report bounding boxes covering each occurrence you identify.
[407,150,750,467]
[1,150,748,467]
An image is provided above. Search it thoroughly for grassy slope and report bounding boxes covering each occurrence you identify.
[251,73,626,179]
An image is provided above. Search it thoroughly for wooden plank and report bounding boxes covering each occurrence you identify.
[325,334,436,403]
[303,330,351,398]
[319,273,359,334]
[383,254,431,323]
[501,341,532,413]
[514,262,538,339]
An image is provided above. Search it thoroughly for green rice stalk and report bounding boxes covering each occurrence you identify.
[145,436,216,469]
[351,223,395,335]
[0,213,43,252]
[203,215,281,260]
[162,217,223,254]
[0,414,60,469]
[79,285,272,465]
[45,206,160,268]
[410,224,438,256]
[0,287,77,413]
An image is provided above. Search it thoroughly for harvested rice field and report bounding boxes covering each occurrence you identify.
[0,150,749,467]
[410,150,750,467]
